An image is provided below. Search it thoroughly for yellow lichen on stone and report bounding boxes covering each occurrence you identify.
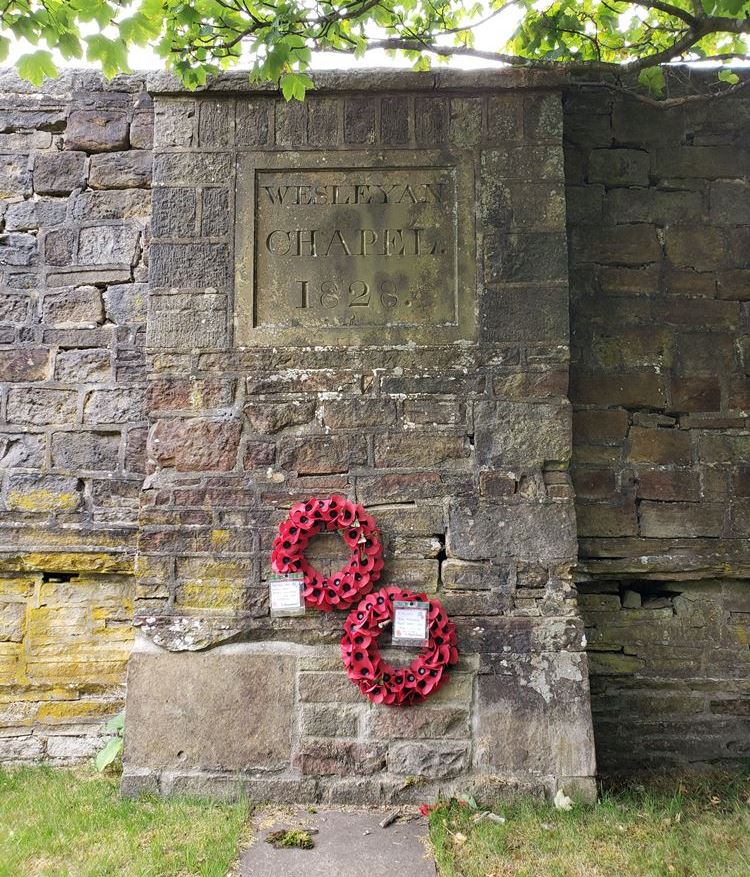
[0,552,134,575]
[6,488,80,512]
[210,529,231,548]
[176,581,247,610]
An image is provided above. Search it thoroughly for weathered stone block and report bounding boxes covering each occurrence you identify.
[124,650,295,771]
[51,431,120,471]
[0,433,46,469]
[6,473,81,512]
[151,187,196,237]
[33,150,86,195]
[626,426,691,464]
[5,199,66,231]
[6,388,78,425]
[72,189,151,221]
[103,283,147,325]
[235,99,271,147]
[415,97,447,145]
[154,98,194,147]
[129,110,153,149]
[149,417,240,472]
[201,188,229,237]
[387,741,467,778]
[638,501,724,538]
[150,242,230,288]
[244,400,316,435]
[152,152,231,186]
[42,286,104,328]
[42,227,74,266]
[0,153,31,197]
[474,400,570,467]
[78,224,141,266]
[277,434,367,474]
[65,109,129,152]
[475,657,596,777]
[0,347,51,382]
[381,96,409,145]
[54,348,111,382]
[344,98,376,144]
[588,148,650,186]
[89,151,152,189]
[320,398,396,429]
[83,388,145,424]
[447,499,577,564]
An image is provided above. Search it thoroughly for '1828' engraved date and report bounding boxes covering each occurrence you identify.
[295,279,400,310]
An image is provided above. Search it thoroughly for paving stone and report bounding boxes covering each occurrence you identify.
[238,807,435,877]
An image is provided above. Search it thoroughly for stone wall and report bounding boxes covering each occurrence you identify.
[565,81,750,772]
[0,67,748,783]
[122,70,596,803]
[0,71,150,762]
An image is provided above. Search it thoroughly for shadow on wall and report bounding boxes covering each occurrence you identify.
[578,578,750,774]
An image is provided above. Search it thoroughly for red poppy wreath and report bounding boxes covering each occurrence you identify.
[271,495,384,612]
[341,586,459,706]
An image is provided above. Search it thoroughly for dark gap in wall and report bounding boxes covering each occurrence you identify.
[41,571,78,583]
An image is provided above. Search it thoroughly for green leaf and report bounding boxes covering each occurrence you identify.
[17,50,58,86]
[718,70,740,86]
[104,712,125,734]
[94,736,123,772]
[638,66,665,96]
[86,34,129,78]
[0,36,9,64]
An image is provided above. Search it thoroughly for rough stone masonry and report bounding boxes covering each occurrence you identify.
[0,66,747,794]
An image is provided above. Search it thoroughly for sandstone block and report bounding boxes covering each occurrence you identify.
[235,99,271,147]
[626,426,691,465]
[275,99,306,146]
[588,148,650,186]
[65,109,129,152]
[153,98,194,147]
[83,388,145,424]
[415,96,448,145]
[150,418,241,471]
[72,189,151,221]
[124,650,295,771]
[344,98,376,144]
[150,242,230,288]
[42,227,75,266]
[301,704,359,738]
[0,347,51,381]
[7,388,78,425]
[201,188,229,236]
[0,434,45,469]
[103,283,147,325]
[447,498,576,564]
[129,110,153,149]
[0,153,31,197]
[387,741,467,778]
[474,400,570,467]
[33,150,86,195]
[5,199,67,230]
[51,431,120,472]
[42,286,104,328]
[89,151,152,189]
[151,187,196,237]
[244,400,316,435]
[0,602,24,642]
[54,348,111,382]
[6,473,81,512]
[475,659,595,777]
[380,96,409,145]
[277,434,367,474]
[78,224,141,266]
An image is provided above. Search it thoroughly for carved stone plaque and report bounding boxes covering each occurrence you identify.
[235,151,475,345]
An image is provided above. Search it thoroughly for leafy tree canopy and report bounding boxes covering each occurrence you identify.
[3,0,749,104]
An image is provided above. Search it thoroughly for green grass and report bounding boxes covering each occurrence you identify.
[429,769,750,877]
[0,766,250,877]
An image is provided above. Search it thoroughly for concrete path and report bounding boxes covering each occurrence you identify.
[237,806,436,877]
